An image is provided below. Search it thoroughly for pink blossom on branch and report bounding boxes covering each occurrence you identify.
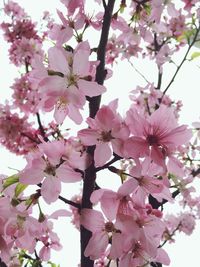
[124,105,192,169]
[78,100,129,166]
[20,139,87,203]
[36,41,106,124]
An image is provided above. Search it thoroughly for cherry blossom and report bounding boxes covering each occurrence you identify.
[78,101,129,166]
[124,105,192,168]
[0,0,200,266]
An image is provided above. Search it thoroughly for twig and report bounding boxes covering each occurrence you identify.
[36,112,49,142]
[159,224,180,248]
[37,184,81,209]
[162,24,200,97]
[58,195,81,209]
[128,59,150,83]
[89,0,115,118]
[156,71,162,90]
[96,154,122,172]
[21,132,40,144]
[102,0,107,10]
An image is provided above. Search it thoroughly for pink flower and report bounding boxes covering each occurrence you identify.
[39,41,106,124]
[20,140,84,203]
[81,209,138,260]
[60,0,85,15]
[78,101,129,166]
[124,105,192,168]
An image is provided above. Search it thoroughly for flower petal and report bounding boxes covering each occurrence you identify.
[78,80,106,97]
[41,177,61,204]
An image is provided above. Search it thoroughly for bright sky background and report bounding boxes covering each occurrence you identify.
[0,1,200,266]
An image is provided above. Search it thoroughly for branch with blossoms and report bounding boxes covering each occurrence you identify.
[1,0,200,267]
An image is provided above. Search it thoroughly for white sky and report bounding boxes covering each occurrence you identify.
[0,0,200,266]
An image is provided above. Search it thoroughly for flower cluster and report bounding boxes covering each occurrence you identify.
[0,0,200,266]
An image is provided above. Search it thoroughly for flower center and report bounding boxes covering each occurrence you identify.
[100,130,113,142]
[105,222,115,233]
[146,134,158,145]
[44,163,56,176]
[67,74,78,86]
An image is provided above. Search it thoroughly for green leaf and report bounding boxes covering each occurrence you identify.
[190,51,200,60]
[3,174,19,190]
[15,183,28,198]
[48,262,60,267]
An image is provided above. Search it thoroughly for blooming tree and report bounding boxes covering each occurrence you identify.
[0,0,200,266]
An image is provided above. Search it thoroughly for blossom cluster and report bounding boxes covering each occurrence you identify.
[0,0,200,266]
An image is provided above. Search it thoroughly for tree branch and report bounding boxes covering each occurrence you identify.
[36,112,49,142]
[96,154,122,172]
[162,24,200,97]
[80,1,116,266]
[37,184,80,209]
[89,0,115,119]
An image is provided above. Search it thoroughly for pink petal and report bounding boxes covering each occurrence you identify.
[39,246,50,261]
[149,105,178,130]
[54,102,69,124]
[94,143,112,167]
[20,158,45,185]
[142,176,163,194]
[80,209,104,232]
[84,231,108,260]
[67,85,85,106]
[90,189,108,204]
[91,189,119,221]
[0,236,10,263]
[40,76,66,93]
[124,137,148,158]
[41,177,61,204]
[109,232,123,259]
[117,178,138,196]
[100,191,119,221]
[50,209,72,219]
[56,164,82,183]
[154,248,170,265]
[95,106,115,130]
[162,125,192,146]
[167,156,185,177]
[73,49,90,76]
[78,79,106,97]
[68,103,83,124]
[78,129,99,145]
[126,108,148,136]
[48,46,69,74]
[151,146,166,168]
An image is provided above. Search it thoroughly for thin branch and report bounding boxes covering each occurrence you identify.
[36,112,49,142]
[159,223,181,248]
[156,71,162,90]
[150,162,200,209]
[162,24,200,96]
[191,166,200,177]
[149,189,180,209]
[150,262,162,267]
[58,195,81,209]
[37,184,80,209]
[128,59,150,84]
[102,0,107,9]
[0,258,7,267]
[21,132,40,144]
[96,154,122,172]
[89,0,115,118]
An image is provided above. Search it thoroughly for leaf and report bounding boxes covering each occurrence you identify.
[3,174,19,190]
[15,183,28,198]
[190,51,200,60]
[48,262,59,267]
